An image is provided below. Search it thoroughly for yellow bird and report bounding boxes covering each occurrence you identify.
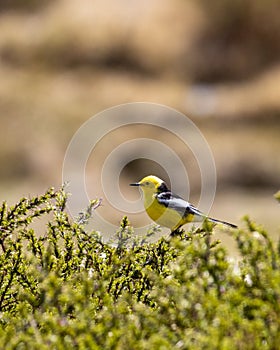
[130,175,237,234]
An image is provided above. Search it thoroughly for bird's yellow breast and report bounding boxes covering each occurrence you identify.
[144,195,194,231]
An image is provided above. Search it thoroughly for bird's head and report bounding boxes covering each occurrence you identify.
[130,175,169,195]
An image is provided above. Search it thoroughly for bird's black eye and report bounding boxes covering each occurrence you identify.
[145,181,150,186]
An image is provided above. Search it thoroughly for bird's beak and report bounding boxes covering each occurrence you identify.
[130,182,141,186]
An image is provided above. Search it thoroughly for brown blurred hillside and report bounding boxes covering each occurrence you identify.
[0,0,280,239]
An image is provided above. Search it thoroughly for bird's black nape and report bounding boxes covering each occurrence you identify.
[157,182,169,193]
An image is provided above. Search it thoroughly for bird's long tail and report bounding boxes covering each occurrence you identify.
[189,205,237,228]
[208,217,237,229]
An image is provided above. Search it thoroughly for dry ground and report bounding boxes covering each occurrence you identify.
[0,0,280,248]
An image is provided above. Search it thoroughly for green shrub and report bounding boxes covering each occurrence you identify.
[0,187,280,349]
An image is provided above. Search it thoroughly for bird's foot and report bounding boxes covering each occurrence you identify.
[170,228,185,238]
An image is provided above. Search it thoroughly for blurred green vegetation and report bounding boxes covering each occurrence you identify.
[1,188,280,348]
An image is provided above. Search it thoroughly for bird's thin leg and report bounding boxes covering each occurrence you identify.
[170,227,184,237]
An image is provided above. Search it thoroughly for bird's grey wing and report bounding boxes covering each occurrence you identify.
[156,192,236,227]
[156,192,206,221]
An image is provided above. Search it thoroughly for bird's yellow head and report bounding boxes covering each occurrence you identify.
[130,175,168,194]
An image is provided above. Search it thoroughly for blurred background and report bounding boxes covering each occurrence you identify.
[0,0,280,244]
